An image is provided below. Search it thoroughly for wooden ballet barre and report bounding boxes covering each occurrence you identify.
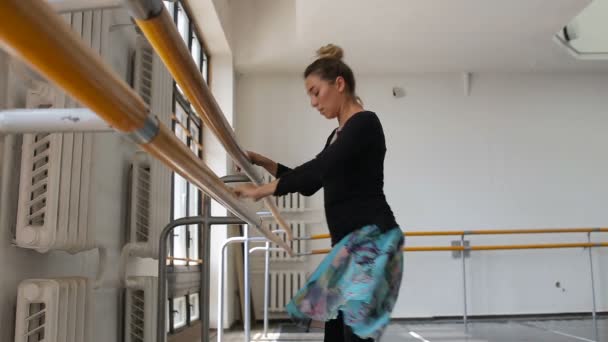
[301,227,608,241]
[124,0,294,242]
[0,0,294,256]
[305,242,608,256]
[166,256,203,264]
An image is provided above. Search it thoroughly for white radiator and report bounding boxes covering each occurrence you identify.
[274,192,305,212]
[266,174,306,212]
[15,86,94,254]
[122,37,173,260]
[129,152,154,246]
[14,9,107,254]
[269,271,308,313]
[134,38,154,106]
[14,278,91,342]
[125,277,158,342]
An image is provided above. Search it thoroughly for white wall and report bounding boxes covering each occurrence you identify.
[205,53,240,329]
[188,0,234,56]
[235,72,608,318]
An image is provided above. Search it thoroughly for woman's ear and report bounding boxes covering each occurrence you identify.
[335,76,346,93]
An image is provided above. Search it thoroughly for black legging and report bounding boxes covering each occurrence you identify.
[324,312,374,342]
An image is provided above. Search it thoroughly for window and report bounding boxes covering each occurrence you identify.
[163,1,210,334]
[164,0,210,268]
[168,293,200,333]
[164,0,210,83]
[170,94,203,266]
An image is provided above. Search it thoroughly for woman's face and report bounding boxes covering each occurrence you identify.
[305,74,347,120]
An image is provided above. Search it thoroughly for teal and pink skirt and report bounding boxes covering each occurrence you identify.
[286,224,404,340]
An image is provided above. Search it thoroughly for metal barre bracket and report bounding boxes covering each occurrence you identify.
[124,0,164,20]
[125,112,160,145]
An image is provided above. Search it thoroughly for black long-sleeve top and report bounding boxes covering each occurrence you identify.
[273,111,398,245]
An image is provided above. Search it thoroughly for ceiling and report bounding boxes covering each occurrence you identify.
[230,0,608,73]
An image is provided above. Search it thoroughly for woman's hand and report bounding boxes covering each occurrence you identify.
[246,151,265,165]
[236,151,278,176]
[233,180,279,202]
[237,151,265,172]
[233,183,263,201]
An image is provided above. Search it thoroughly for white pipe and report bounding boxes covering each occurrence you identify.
[48,0,122,12]
[0,108,112,133]
[0,134,16,235]
[115,242,152,288]
[93,245,108,289]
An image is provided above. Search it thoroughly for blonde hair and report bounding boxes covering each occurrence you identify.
[305,44,361,104]
[316,44,344,60]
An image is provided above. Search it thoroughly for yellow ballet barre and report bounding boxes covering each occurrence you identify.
[304,227,608,240]
[124,0,294,242]
[307,242,608,255]
[0,0,294,255]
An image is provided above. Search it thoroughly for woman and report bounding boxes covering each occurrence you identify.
[234,44,403,342]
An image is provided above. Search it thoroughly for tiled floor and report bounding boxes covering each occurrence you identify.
[214,317,607,342]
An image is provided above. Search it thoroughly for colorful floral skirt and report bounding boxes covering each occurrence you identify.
[286,225,404,340]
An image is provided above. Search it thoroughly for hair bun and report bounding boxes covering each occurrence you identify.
[316,44,344,60]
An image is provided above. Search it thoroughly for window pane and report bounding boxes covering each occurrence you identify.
[163,1,174,18]
[202,52,208,82]
[166,238,172,265]
[166,299,171,331]
[173,296,188,329]
[191,34,201,71]
[189,293,200,321]
[177,4,190,46]
[188,183,199,216]
[188,180,199,267]
[175,102,189,144]
[173,225,187,266]
[175,4,189,95]
[173,173,187,219]
[189,123,200,155]
[173,171,188,266]
[174,121,186,145]
[176,101,188,122]
[188,224,199,265]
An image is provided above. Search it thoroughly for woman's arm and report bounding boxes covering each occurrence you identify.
[274,112,381,196]
[245,151,293,178]
[240,126,339,198]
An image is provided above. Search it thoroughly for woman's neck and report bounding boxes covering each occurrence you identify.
[337,100,364,129]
